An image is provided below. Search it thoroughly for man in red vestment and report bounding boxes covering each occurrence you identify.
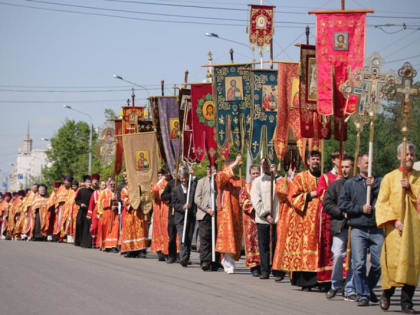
[0,192,11,239]
[216,154,244,274]
[239,164,261,277]
[151,166,171,261]
[277,150,322,290]
[88,177,104,248]
[317,151,341,289]
[98,179,119,252]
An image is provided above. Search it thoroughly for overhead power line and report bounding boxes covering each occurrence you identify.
[386,53,420,64]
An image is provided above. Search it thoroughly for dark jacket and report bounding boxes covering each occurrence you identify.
[161,178,176,217]
[171,179,197,225]
[324,177,347,235]
[338,174,381,228]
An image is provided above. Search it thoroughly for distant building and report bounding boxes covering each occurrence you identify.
[9,124,48,191]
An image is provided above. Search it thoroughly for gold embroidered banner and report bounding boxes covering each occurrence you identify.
[122,132,158,210]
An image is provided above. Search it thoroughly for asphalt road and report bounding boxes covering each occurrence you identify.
[0,240,417,315]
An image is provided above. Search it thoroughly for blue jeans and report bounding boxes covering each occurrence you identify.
[331,229,355,295]
[351,227,384,300]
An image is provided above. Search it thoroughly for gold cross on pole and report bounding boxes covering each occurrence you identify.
[382,61,420,224]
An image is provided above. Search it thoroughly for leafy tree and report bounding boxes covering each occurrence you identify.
[42,119,99,186]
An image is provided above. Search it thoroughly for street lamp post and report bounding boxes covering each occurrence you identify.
[113,74,151,119]
[63,105,93,175]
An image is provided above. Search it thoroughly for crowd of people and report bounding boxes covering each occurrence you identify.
[0,142,419,313]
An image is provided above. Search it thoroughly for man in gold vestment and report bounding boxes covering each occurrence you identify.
[376,142,420,314]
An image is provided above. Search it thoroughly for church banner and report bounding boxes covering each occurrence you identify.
[149,97,168,169]
[122,132,158,210]
[157,97,180,176]
[249,5,275,55]
[299,44,331,147]
[179,88,197,163]
[274,62,306,161]
[213,63,253,159]
[191,83,217,165]
[250,69,278,163]
[315,12,367,117]
[122,106,145,134]
[113,119,123,176]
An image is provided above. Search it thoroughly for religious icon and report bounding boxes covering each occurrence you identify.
[334,32,349,51]
[99,127,115,166]
[262,85,278,111]
[289,77,300,108]
[256,15,267,29]
[135,151,150,171]
[169,118,180,140]
[307,57,318,101]
[202,100,215,121]
[225,76,243,101]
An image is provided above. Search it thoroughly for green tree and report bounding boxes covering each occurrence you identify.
[42,119,99,186]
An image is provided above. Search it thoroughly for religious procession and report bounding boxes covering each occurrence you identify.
[1,1,420,314]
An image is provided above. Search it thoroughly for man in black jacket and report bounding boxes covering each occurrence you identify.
[324,156,356,301]
[338,154,383,307]
[171,167,197,267]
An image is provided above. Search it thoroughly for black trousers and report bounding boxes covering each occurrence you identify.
[257,223,284,277]
[198,214,219,266]
[384,285,416,309]
[168,214,178,259]
[173,215,196,262]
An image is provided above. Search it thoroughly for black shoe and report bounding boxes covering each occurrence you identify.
[260,273,269,279]
[179,259,188,267]
[157,252,166,261]
[370,290,379,303]
[379,294,390,311]
[251,268,261,277]
[111,247,119,253]
[201,263,211,271]
[274,275,285,282]
[326,289,339,299]
[211,262,222,271]
[401,306,416,314]
[301,287,312,292]
[357,298,369,307]
[166,257,176,264]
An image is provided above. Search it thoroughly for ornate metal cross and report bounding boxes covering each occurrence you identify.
[382,61,420,223]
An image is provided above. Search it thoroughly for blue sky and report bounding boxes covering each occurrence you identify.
[1,0,420,182]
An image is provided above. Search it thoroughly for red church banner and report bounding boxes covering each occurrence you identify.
[191,83,217,165]
[315,13,367,117]
[249,5,275,55]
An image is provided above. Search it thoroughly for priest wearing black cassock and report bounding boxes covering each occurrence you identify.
[75,175,94,248]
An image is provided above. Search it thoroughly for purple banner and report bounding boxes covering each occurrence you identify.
[158,97,180,175]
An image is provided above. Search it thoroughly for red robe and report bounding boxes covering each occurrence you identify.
[272,176,293,271]
[239,182,260,268]
[215,167,244,261]
[88,190,100,248]
[99,189,119,250]
[44,189,58,237]
[0,200,10,236]
[150,178,170,255]
[316,171,338,282]
[120,186,148,253]
[275,170,320,272]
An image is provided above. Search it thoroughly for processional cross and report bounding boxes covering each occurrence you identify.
[340,53,388,202]
[382,62,420,223]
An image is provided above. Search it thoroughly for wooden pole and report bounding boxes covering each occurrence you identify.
[366,113,375,204]
[181,173,192,244]
[269,169,274,265]
[341,0,345,10]
[401,125,408,224]
[353,123,361,177]
[211,174,216,262]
